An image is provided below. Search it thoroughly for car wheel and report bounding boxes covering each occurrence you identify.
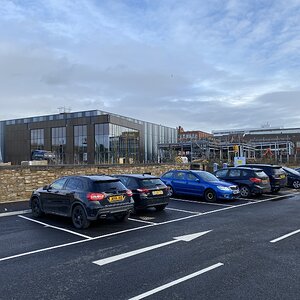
[72,205,90,229]
[292,180,300,189]
[114,212,129,222]
[155,204,167,211]
[240,186,251,198]
[168,186,174,197]
[31,198,44,218]
[204,189,216,202]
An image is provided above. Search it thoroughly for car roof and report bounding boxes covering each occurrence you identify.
[74,175,119,182]
[220,167,263,171]
[114,174,159,179]
[240,164,282,168]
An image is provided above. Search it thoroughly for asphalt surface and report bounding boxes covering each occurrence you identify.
[0,189,299,300]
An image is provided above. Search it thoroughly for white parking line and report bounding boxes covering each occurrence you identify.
[128,262,224,300]
[18,215,93,239]
[128,218,157,225]
[171,198,234,207]
[166,207,200,214]
[0,193,297,262]
[0,209,31,218]
[270,229,300,243]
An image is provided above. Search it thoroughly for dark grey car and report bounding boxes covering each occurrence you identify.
[30,175,134,229]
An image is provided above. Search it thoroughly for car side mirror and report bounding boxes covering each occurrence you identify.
[43,185,51,190]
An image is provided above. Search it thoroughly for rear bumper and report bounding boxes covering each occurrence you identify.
[134,196,170,209]
[86,203,134,221]
[252,185,271,194]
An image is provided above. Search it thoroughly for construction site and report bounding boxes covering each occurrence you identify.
[158,126,300,165]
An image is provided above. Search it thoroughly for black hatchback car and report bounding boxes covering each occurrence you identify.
[238,164,287,193]
[215,167,271,197]
[114,174,170,211]
[30,175,134,229]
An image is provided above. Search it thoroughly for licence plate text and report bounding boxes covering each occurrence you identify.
[109,195,124,202]
[152,190,164,196]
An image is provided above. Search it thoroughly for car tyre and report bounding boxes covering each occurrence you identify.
[72,205,90,229]
[31,198,44,218]
[292,180,300,189]
[240,185,251,198]
[114,212,129,222]
[155,204,167,211]
[204,189,216,202]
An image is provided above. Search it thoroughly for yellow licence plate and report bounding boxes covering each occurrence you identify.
[109,195,124,202]
[262,180,268,184]
[280,174,286,179]
[152,190,163,196]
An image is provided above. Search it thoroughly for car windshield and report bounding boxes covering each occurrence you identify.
[283,167,300,176]
[141,178,165,188]
[92,180,126,192]
[193,171,219,182]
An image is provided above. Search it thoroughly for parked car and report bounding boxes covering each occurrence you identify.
[31,150,56,162]
[30,175,134,229]
[282,167,300,189]
[113,173,170,211]
[238,164,287,193]
[214,167,271,198]
[160,170,240,202]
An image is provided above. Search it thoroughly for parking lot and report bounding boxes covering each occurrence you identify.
[1,189,300,299]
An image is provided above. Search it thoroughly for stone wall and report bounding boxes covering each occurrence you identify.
[0,164,190,203]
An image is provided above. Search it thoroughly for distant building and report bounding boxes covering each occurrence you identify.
[213,126,300,161]
[177,126,212,142]
[0,110,177,165]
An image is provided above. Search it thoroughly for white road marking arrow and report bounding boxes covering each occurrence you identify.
[93,230,212,266]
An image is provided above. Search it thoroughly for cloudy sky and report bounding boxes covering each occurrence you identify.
[1,0,300,132]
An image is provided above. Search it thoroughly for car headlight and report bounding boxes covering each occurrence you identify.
[217,186,231,191]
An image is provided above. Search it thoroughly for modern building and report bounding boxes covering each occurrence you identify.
[0,110,177,165]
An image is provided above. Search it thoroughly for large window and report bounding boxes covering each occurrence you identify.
[52,127,66,164]
[74,125,87,164]
[95,123,139,164]
[31,129,44,152]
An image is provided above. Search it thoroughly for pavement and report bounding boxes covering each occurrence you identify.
[0,200,30,214]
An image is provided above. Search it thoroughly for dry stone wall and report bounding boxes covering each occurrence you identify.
[0,164,189,203]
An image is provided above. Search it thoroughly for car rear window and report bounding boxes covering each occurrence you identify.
[254,171,268,178]
[273,168,285,175]
[140,178,165,188]
[92,180,126,192]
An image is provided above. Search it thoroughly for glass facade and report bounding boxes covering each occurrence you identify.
[2,110,177,164]
[95,123,140,164]
[30,129,44,151]
[51,127,66,164]
[74,125,87,164]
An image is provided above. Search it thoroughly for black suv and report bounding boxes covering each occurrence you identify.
[238,164,287,193]
[215,167,271,197]
[30,175,134,229]
[114,174,170,211]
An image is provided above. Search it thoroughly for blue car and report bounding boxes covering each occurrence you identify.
[160,170,240,202]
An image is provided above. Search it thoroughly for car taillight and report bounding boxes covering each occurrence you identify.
[87,192,105,201]
[250,178,262,183]
[137,188,150,194]
[126,189,133,197]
